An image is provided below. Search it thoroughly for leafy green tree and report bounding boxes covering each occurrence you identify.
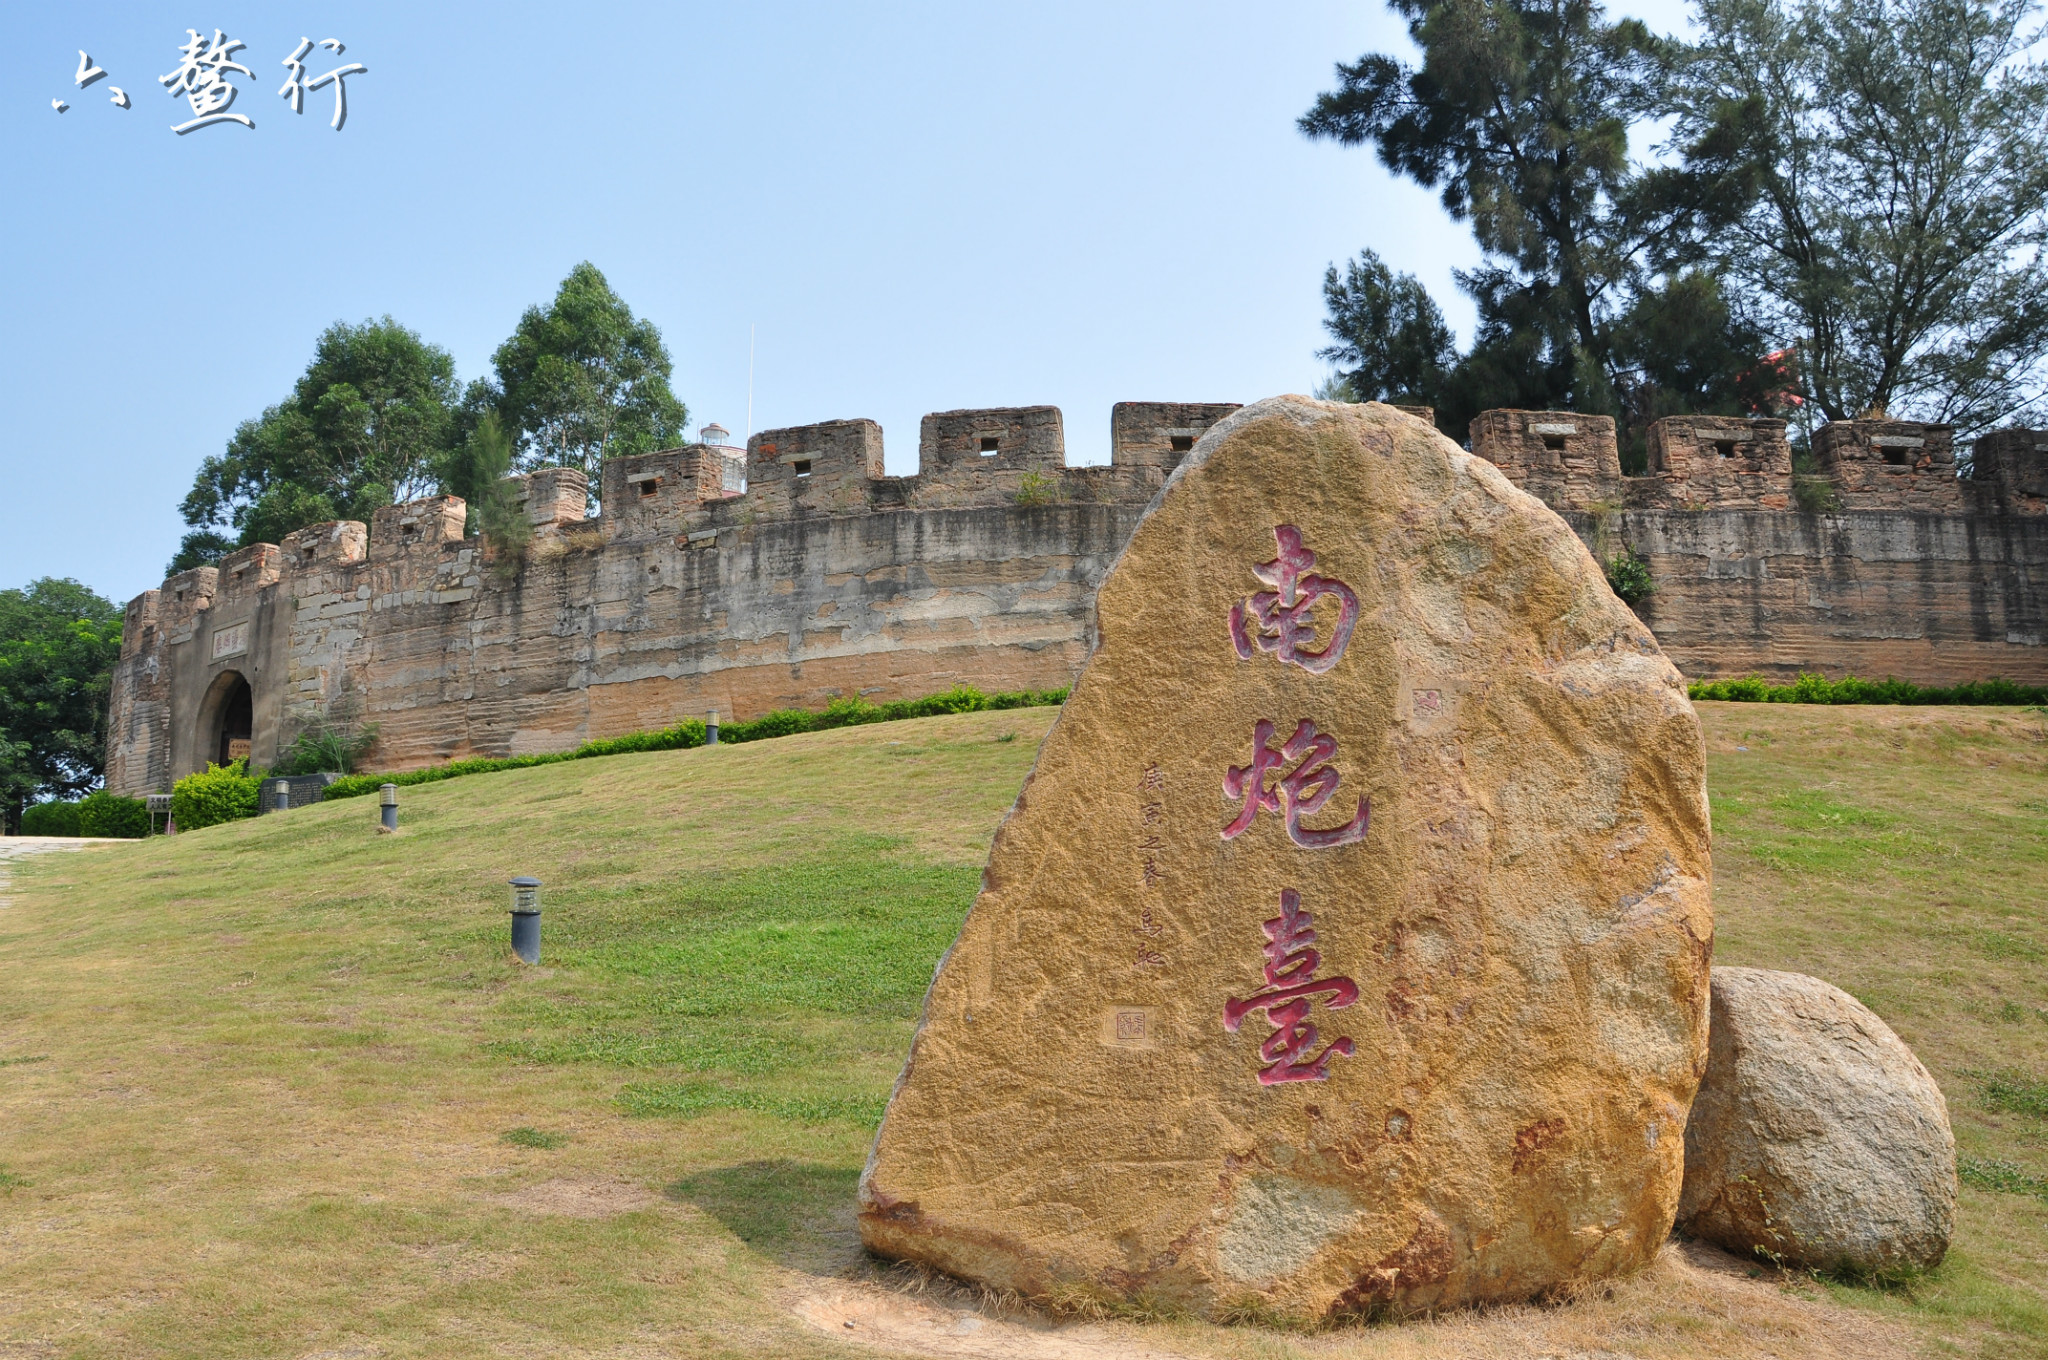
[1316,249,1460,413]
[487,262,688,488]
[164,530,235,578]
[1669,0,2048,435]
[178,318,463,556]
[0,579,123,833]
[435,412,531,577]
[1301,0,1669,416]
[1303,0,1783,454]
[1610,270,1785,425]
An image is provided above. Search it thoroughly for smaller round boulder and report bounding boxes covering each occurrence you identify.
[1678,967,1955,1274]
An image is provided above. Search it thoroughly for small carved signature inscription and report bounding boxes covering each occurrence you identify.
[1100,1006,1160,1050]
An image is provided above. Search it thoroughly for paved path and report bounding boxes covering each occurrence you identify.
[0,837,130,909]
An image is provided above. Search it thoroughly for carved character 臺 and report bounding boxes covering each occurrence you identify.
[1222,719,1371,848]
[1228,525,1359,674]
[1223,888,1359,1084]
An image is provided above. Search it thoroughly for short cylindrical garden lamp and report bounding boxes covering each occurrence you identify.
[707,709,720,746]
[274,780,291,813]
[509,876,542,964]
[379,783,398,833]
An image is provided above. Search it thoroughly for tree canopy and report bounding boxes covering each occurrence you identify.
[485,262,688,488]
[173,318,462,574]
[164,265,692,574]
[1305,0,2048,449]
[1317,249,1460,406]
[0,578,123,832]
[1302,0,1716,438]
[1668,0,2048,435]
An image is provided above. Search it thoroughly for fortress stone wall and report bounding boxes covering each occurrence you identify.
[104,401,2048,796]
[1469,410,2047,685]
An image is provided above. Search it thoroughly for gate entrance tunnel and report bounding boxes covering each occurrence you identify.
[201,671,254,768]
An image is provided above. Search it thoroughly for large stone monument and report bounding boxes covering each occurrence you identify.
[858,396,1715,1318]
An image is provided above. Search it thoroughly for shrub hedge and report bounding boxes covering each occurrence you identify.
[170,761,263,830]
[17,791,150,838]
[1688,673,2048,705]
[77,791,149,838]
[18,801,82,836]
[322,684,1067,801]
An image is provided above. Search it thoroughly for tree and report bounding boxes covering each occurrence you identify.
[1669,0,2048,436]
[1302,0,1780,452]
[1317,249,1460,410]
[1302,0,1669,416]
[1609,270,1785,424]
[179,317,463,555]
[164,529,235,578]
[435,411,530,578]
[0,579,123,833]
[488,262,688,489]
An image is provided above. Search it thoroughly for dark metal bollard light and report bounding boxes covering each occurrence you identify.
[379,783,398,833]
[274,780,291,814]
[509,876,542,964]
[706,709,719,746]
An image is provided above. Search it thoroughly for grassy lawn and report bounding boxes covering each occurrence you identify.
[0,703,2043,1359]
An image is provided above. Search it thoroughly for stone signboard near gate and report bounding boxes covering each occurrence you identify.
[858,395,1715,1319]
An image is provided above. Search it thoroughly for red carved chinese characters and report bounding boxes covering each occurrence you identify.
[1228,525,1359,674]
[1221,718,1371,848]
[1223,888,1358,1083]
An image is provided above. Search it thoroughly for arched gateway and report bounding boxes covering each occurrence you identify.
[197,670,253,768]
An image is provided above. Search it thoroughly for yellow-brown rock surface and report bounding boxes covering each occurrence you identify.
[858,396,1714,1318]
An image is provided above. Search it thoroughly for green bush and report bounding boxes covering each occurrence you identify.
[275,720,380,776]
[19,801,81,836]
[1792,474,1841,514]
[1013,470,1058,507]
[324,685,1070,800]
[1689,672,2048,705]
[1604,546,1655,605]
[76,790,149,838]
[170,761,263,831]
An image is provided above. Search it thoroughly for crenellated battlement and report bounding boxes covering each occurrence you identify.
[102,398,2048,798]
[1471,409,2045,516]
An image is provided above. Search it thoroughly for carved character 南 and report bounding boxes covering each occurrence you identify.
[1223,888,1359,1083]
[1222,719,1371,848]
[1228,525,1359,674]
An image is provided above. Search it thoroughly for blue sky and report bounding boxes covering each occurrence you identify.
[1,1,1689,606]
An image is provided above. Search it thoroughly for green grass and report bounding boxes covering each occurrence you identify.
[1974,1070,2048,1118]
[319,683,1067,799]
[1702,703,2048,1357]
[1960,1158,2048,1202]
[499,1127,568,1149]
[0,709,1047,1360]
[3,702,2045,1358]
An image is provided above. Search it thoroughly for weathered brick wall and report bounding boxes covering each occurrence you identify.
[1586,508,2047,683]
[1637,417,1794,510]
[1814,420,1964,512]
[1469,409,1623,507]
[103,399,2048,795]
[105,404,1220,794]
[1968,429,2048,514]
